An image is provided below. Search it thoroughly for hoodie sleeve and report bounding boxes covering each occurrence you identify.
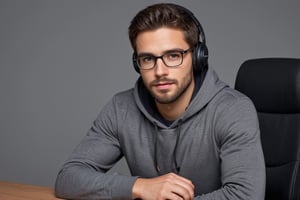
[55,96,138,200]
[196,95,266,200]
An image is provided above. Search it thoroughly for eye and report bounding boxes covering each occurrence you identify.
[165,52,181,61]
[139,55,154,64]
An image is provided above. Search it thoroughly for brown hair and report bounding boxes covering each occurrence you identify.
[128,3,199,51]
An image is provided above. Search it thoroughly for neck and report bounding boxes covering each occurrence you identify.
[156,78,195,121]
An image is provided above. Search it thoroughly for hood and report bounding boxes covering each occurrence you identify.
[133,66,228,174]
[133,66,228,129]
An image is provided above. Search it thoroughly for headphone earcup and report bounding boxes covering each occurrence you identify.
[132,53,140,73]
[193,42,209,73]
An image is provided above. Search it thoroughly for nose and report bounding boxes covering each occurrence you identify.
[154,58,169,76]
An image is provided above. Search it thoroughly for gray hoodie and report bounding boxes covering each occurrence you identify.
[55,67,266,199]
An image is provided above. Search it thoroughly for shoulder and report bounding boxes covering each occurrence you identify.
[100,88,136,115]
[211,87,256,115]
[93,88,137,133]
[113,88,135,103]
[211,87,260,144]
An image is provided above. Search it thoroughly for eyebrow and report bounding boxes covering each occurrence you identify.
[137,48,186,57]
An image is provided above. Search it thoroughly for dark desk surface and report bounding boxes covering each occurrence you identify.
[0,181,64,200]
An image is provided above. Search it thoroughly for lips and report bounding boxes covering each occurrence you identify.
[153,82,174,90]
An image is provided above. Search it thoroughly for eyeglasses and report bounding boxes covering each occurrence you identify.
[136,47,192,70]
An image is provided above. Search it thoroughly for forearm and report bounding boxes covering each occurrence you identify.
[55,163,138,200]
[194,182,265,200]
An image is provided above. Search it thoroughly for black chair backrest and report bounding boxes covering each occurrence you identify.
[235,58,300,200]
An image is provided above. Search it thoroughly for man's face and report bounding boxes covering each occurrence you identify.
[136,27,194,104]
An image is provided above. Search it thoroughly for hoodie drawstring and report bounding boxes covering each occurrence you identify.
[153,123,160,173]
[173,120,182,173]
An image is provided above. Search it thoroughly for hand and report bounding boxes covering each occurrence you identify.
[132,173,194,200]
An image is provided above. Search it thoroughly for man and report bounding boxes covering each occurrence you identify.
[55,3,265,200]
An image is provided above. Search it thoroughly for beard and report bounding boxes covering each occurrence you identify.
[147,73,194,104]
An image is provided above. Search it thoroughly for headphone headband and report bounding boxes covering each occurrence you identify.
[172,4,206,45]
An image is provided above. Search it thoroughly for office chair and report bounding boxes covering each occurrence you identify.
[234,58,300,200]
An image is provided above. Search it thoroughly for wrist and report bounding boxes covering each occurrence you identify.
[132,178,143,199]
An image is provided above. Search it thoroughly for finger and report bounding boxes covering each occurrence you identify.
[166,173,194,198]
[164,191,184,200]
[171,183,194,200]
[173,174,194,187]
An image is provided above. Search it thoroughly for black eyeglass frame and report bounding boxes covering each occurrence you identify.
[136,47,193,70]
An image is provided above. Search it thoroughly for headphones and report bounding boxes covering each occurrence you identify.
[132,4,208,74]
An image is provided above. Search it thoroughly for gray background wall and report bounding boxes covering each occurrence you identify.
[0,0,299,187]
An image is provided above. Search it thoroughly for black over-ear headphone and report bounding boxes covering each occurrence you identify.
[132,4,208,74]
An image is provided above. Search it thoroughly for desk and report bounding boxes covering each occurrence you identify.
[0,181,63,200]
